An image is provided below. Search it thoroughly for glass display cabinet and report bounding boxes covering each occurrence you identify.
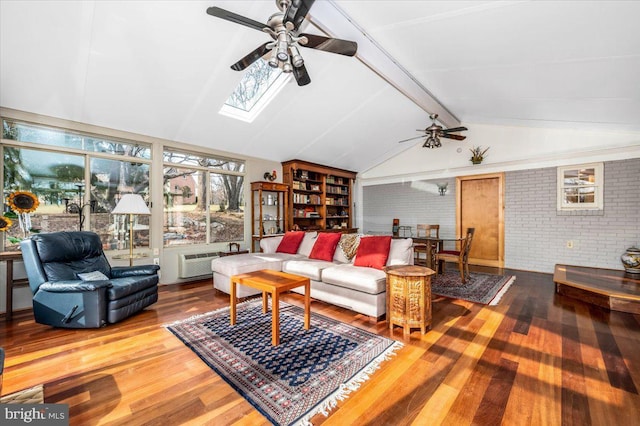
[251,181,289,252]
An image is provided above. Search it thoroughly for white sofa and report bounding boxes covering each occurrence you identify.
[211,232,414,318]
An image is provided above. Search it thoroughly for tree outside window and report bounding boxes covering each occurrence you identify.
[163,150,245,246]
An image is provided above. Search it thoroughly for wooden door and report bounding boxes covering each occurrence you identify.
[456,173,504,267]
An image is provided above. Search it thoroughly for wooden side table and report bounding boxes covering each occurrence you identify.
[385,265,436,335]
[1,251,30,321]
[218,242,249,257]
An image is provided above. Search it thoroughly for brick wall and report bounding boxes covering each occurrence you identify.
[505,158,640,273]
[363,158,639,273]
[362,178,457,238]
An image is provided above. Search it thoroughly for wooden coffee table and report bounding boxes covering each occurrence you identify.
[229,270,311,346]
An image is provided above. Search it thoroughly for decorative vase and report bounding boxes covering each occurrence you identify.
[620,247,640,274]
[471,159,483,165]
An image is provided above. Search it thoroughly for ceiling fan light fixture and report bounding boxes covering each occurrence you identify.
[206,1,358,87]
[289,45,304,67]
[276,49,289,62]
[276,33,289,61]
[268,48,279,68]
[424,136,440,149]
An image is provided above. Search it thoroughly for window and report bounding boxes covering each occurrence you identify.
[2,119,151,251]
[219,59,291,123]
[557,163,603,210]
[89,157,150,250]
[163,150,245,247]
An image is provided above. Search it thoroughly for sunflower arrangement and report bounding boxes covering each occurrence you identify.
[4,190,40,241]
[0,215,12,232]
[7,191,39,213]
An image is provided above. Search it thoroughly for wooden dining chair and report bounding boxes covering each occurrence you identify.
[436,228,475,283]
[413,224,439,266]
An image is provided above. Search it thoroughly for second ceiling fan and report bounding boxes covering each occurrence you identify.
[206,0,358,86]
[399,114,468,148]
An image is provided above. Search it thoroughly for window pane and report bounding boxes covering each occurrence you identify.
[225,59,282,112]
[3,147,84,249]
[89,157,150,250]
[210,173,244,242]
[3,119,151,159]
[563,186,596,205]
[163,167,206,246]
[163,150,245,172]
[562,188,579,204]
[563,167,596,186]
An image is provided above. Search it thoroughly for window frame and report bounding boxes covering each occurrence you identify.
[1,119,153,252]
[557,162,604,211]
[219,59,292,123]
[162,149,245,247]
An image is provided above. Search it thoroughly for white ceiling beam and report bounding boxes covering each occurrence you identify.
[308,0,462,128]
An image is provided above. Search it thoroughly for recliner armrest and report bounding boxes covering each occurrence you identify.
[39,280,112,292]
[111,265,160,278]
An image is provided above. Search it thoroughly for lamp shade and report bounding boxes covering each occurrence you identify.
[111,194,150,215]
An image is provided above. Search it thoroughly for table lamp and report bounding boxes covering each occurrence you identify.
[111,194,151,266]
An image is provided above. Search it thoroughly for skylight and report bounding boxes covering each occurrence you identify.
[219,59,291,123]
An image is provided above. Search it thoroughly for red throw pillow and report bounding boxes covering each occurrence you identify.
[354,236,392,270]
[309,232,342,261]
[276,231,306,254]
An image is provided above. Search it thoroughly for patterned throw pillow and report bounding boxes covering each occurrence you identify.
[338,234,360,261]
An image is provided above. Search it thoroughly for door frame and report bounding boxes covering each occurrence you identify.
[455,172,505,268]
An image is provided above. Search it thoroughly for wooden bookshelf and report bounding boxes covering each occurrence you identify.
[281,160,357,232]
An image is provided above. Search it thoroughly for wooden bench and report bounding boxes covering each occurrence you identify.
[553,264,640,314]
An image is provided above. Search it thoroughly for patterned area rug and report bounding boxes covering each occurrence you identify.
[0,384,44,404]
[165,300,402,426]
[432,270,515,305]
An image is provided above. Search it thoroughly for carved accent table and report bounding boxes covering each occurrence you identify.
[384,265,436,336]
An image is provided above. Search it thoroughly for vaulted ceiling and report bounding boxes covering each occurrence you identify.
[2,1,639,172]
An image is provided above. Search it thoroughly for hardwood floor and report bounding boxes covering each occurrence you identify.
[2,268,639,425]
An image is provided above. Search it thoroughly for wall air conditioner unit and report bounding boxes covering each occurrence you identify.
[178,252,219,279]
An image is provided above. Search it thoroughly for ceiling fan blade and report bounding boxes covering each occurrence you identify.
[293,64,311,86]
[298,33,358,56]
[231,43,271,71]
[398,135,427,143]
[285,0,315,31]
[440,133,467,141]
[206,7,268,32]
[441,126,468,133]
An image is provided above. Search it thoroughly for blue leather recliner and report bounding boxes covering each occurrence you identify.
[20,231,160,328]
